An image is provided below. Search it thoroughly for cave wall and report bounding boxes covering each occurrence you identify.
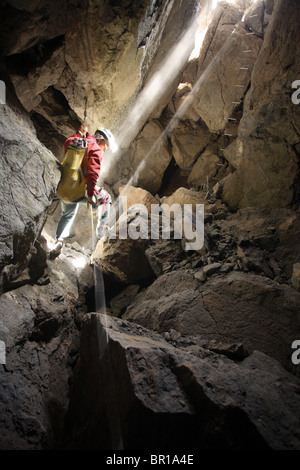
[0,0,299,217]
[222,0,300,209]
[0,0,201,284]
[0,0,201,152]
[0,0,205,449]
[2,0,297,214]
[102,0,300,214]
[1,0,300,452]
[0,99,60,293]
[1,0,149,139]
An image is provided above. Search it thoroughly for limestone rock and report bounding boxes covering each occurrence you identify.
[125,120,173,194]
[1,0,300,453]
[216,207,300,279]
[166,82,199,121]
[0,290,35,350]
[10,46,65,113]
[92,208,154,285]
[137,0,201,126]
[222,0,300,209]
[189,10,263,132]
[196,1,246,77]
[145,239,185,277]
[202,262,222,276]
[93,237,154,285]
[3,0,201,152]
[237,238,274,278]
[202,339,247,361]
[2,1,148,137]
[265,0,274,15]
[64,313,300,450]
[124,270,300,376]
[187,148,222,186]
[222,138,243,169]
[0,103,60,293]
[244,0,265,37]
[169,120,211,169]
[162,187,205,207]
[123,269,201,334]
[0,1,67,55]
[110,284,140,318]
[0,241,93,450]
[119,185,157,211]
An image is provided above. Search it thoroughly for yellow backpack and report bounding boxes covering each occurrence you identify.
[57,138,89,203]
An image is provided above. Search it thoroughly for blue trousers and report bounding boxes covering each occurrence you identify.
[56,192,112,241]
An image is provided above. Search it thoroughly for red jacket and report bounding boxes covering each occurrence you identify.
[63,132,104,198]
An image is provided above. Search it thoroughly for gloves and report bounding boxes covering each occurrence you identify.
[86,195,95,205]
[86,191,103,208]
[86,195,97,208]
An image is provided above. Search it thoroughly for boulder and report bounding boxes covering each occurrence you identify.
[196,1,246,76]
[165,82,199,121]
[92,236,154,286]
[162,187,205,207]
[124,120,173,194]
[119,185,157,211]
[64,313,300,450]
[92,208,154,285]
[187,148,222,186]
[169,120,211,169]
[244,0,265,37]
[237,238,274,278]
[109,284,140,318]
[124,270,300,376]
[145,239,185,277]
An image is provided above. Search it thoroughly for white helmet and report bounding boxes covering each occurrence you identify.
[94,127,115,150]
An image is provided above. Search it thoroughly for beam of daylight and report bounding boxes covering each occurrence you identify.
[100,10,203,180]
[115,14,200,150]
[101,0,258,219]
[122,31,234,192]
[105,10,229,199]
[92,0,259,449]
[102,15,207,177]
[101,0,251,180]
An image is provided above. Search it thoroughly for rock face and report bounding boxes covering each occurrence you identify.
[1,0,200,152]
[1,0,147,139]
[0,102,60,293]
[116,203,300,377]
[0,241,94,450]
[124,270,300,374]
[191,17,263,133]
[88,191,300,378]
[64,313,300,450]
[122,119,173,194]
[1,0,300,453]
[102,0,300,212]
[221,0,300,209]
